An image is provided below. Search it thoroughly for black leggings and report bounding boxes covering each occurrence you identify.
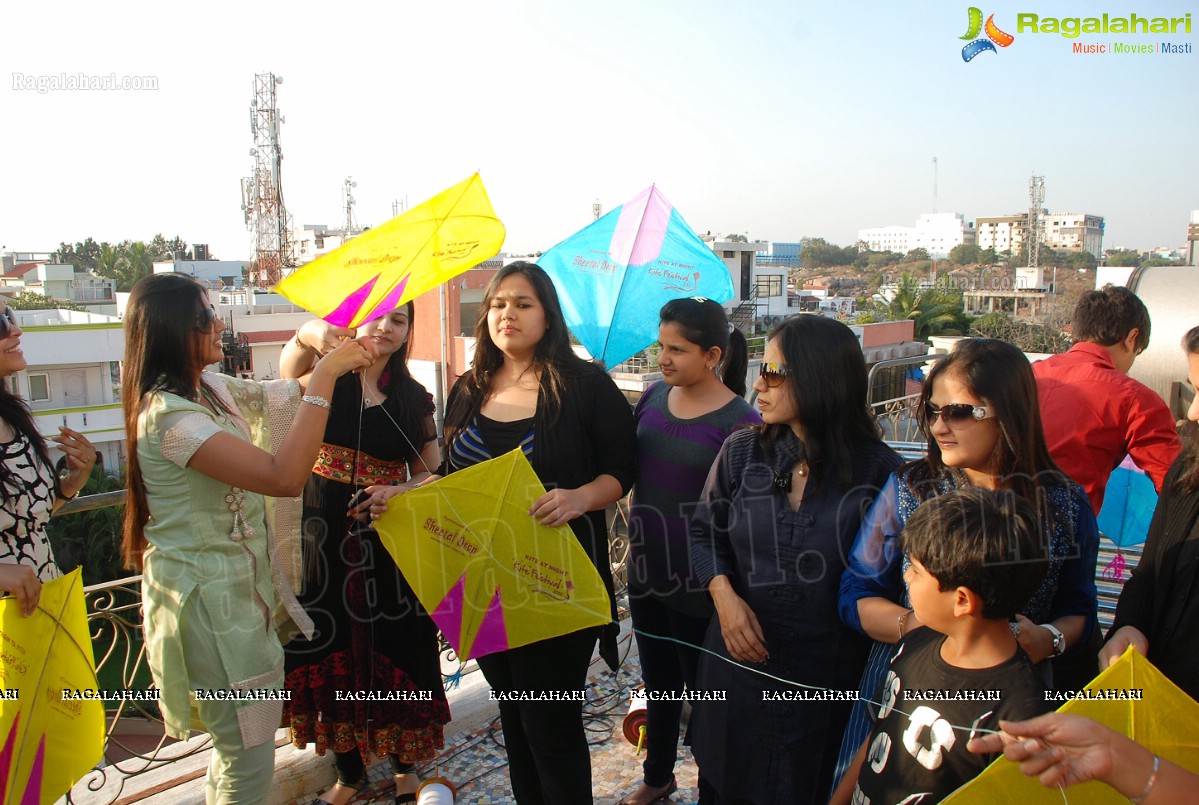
[476,627,599,805]
[627,592,710,788]
[334,749,417,783]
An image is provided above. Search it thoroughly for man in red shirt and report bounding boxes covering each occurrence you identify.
[1033,285,1181,516]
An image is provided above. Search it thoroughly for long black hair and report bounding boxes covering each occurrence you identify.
[365,301,435,453]
[121,273,216,569]
[914,337,1066,503]
[762,315,883,484]
[0,377,55,500]
[445,261,589,431]
[659,297,749,397]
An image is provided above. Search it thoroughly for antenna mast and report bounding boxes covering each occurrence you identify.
[240,72,294,287]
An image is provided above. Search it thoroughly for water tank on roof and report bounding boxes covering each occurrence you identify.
[1125,265,1198,416]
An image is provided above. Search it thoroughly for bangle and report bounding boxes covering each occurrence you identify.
[898,608,914,641]
[294,332,316,353]
[1040,622,1066,658]
[1129,754,1159,804]
[301,394,332,411]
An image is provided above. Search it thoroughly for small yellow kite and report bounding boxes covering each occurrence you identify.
[0,569,105,805]
[275,172,505,327]
[374,449,612,660]
[944,647,1199,803]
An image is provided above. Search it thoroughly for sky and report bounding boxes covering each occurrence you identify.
[2,0,1196,261]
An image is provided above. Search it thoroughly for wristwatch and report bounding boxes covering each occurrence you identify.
[1040,622,1066,658]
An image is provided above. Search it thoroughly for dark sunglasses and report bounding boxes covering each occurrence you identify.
[0,307,16,339]
[924,402,993,426]
[195,304,219,331]
[759,361,790,388]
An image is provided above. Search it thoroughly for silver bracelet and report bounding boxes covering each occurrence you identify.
[300,394,332,411]
[1129,754,1159,804]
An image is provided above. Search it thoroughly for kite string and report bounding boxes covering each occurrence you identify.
[362,404,1073,802]
[633,627,1075,802]
[357,377,1075,802]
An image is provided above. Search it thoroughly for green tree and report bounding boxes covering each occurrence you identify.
[46,470,127,585]
[8,291,85,311]
[800,237,858,269]
[948,243,980,265]
[978,248,998,266]
[147,233,190,262]
[903,248,930,262]
[971,312,1071,354]
[93,240,155,291]
[53,238,103,272]
[1064,251,1098,271]
[1105,249,1141,267]
[873,273,970,340]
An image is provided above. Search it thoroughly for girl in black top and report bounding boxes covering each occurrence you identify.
[443,262,636,805]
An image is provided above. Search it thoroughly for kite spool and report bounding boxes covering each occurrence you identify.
[623,688,649,751]
[416,777,456,805]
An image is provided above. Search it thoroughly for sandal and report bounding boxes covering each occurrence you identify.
[311,770,370,805]
[614,776,678,805]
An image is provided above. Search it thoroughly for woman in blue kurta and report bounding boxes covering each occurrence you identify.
[121,273,373,804]
[835,337,1099,790]
[688,315,900,805]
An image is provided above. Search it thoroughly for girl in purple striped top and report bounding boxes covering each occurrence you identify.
[619,298,759,805]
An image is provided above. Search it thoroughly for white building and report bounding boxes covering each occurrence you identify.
[11,308,125,473]
[975,214,1028,256]
[911,213,976,259]
[977,211,1105,258]
[0,261,116,312]
[1187,210,1199,266]
[153,260,249,288]
[708,239,789,326]
[858,225,912,255]
[1042,213,1104,257]
[859,213,975,259]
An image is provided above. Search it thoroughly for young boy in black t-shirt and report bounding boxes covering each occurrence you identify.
[831,487,1055,805]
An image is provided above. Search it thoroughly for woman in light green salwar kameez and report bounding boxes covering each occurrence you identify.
[119,273,374,805]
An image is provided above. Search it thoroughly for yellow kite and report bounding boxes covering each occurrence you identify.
[0,569,105,805]
[374,449,611,660]
[943,647,1199,804]
[275,172,505,327]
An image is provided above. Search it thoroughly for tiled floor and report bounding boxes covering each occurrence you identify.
[296,642,701,805]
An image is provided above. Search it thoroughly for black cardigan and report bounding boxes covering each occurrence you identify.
[1108,435,1199,696]
[444,360,638,639]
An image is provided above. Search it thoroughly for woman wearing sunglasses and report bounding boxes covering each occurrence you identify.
[688,315,901,805]
[120,273,373,802]
[617,297,759,805]
[834,337,1099,788]
[0,305,98,616]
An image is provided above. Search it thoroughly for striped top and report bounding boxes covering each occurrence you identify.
[447,414,534,470]
[627,382,759,616]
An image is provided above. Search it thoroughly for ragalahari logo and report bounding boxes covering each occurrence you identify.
[961,7,1015,61]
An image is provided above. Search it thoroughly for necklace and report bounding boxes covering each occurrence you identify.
[361,374,386,408]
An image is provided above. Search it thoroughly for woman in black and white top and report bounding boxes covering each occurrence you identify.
[0,304,97,615]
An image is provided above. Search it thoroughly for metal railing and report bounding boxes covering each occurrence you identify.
[61,490,469,804]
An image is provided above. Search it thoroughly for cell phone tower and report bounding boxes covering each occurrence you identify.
[1021,174,1046,290]
[240,73,295,287]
